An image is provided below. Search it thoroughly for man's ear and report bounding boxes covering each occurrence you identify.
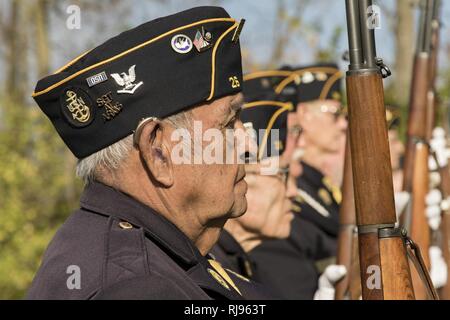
[137,120,174,187]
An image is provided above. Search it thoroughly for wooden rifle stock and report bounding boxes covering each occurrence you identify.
[426,0,450,299]
[410,142,431,299]
[346,73,415,299]
[345,0,415,299]
[401,0,436,299]
[402,56,429,194]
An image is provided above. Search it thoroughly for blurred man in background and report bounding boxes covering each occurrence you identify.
[210,74,299,284]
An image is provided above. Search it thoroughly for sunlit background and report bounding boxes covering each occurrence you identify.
[0,0,450,298]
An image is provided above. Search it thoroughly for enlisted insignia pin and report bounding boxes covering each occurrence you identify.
[302,71,314,84]
[110,65,143,95]
[170,34,193,54]
[323,177,342,204]
[315,72,328,81]
[193,27,213,52]
[332,91,342,101]
[207,268,230,290]
[96,91,123,121]
[274,140,283,151]
[60,88,94,127]
[318,188,333,206]
[261,78,270,88]
[86,71,108,87]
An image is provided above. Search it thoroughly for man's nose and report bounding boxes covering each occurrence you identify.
[338,115,348,130]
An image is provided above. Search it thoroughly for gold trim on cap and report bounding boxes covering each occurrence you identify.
[243,100,293,160]
[318,71,344,100]
[32,17,236,98]
[53,49,92,74]
[207,21,239,101]
[243,70,294,82]
[274,67,340,95]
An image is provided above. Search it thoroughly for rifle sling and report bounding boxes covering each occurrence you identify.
[405,237,440,300]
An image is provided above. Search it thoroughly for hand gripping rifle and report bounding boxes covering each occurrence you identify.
[344,0,438,300]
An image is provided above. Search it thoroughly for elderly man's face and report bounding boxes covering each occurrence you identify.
[298,99,347,153]
[169,93,248,223]
[237,158,294,239]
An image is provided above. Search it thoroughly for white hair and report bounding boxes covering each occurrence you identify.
[76,110,192,183]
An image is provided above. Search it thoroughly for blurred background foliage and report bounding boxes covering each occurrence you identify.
[0,0,450,298]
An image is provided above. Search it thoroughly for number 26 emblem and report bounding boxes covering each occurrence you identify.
[229,76,240,89]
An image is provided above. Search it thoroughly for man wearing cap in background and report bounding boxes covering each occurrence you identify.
[235,66,345,299]
[210,76,299,283]
[279,63,347,264]
[25,6,272,300]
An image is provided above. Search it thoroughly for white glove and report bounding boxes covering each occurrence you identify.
[429,172,441,189]
[426,189,442,230]
[429,246,448,289]
[441,197,450,211]
[430,127,448,168]
[313,265,347,300]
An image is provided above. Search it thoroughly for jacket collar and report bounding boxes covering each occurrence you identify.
[298,161,325,189]
[79,181,199,267]
[217,229,247,256]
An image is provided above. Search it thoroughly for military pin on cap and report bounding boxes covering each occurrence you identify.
[193,26,213,52]
[111,65,143,95]
[171,34,193,54]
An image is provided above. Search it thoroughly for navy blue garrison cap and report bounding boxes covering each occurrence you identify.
[241,72,294,160]
[32,6,245,158]
[276,63,343,106]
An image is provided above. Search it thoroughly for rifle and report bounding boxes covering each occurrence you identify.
[402,0,433,193]
[438,163,450,299]
[335,133,361,299]
[344,0,437,300]
[426,0,450,299]
[401,0,436,299]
